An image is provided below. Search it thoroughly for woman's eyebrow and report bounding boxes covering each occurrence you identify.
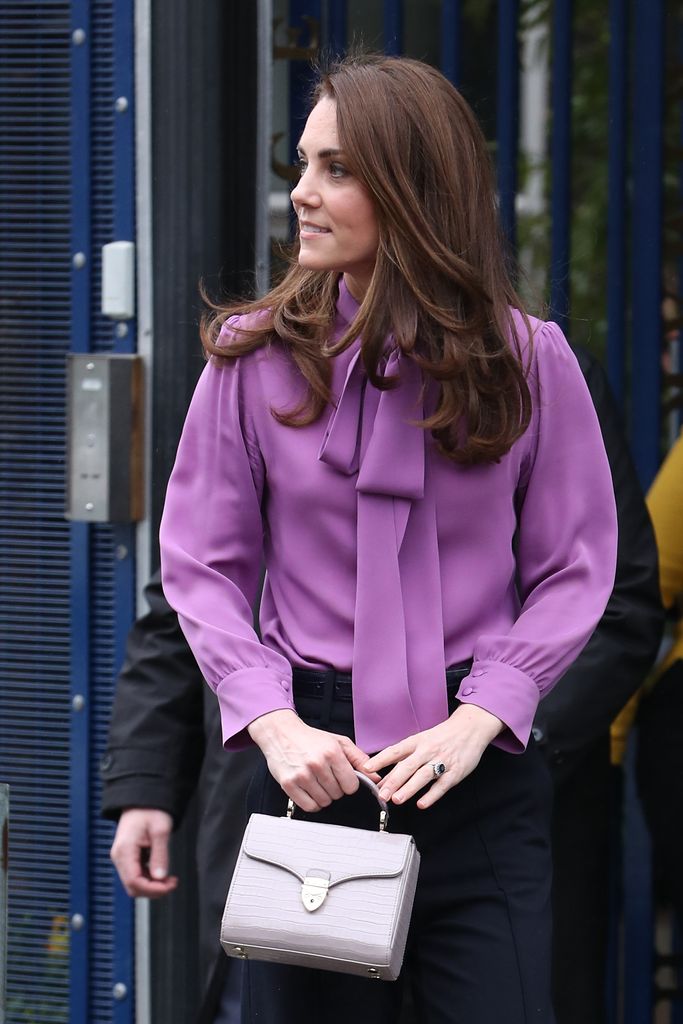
[296,145,344,159]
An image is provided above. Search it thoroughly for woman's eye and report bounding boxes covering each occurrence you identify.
[296,159,308,176]
[329,163,347,178]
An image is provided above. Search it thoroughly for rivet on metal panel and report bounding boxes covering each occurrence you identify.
[86,362,95,371]
[72,252,86,269]
[72,694,85,712]
[116,322,129,338]
[71,913,85,931]
[115,96,129,113]
[116,545,129,561]
[85,502,94,512]
[72,28,86,45]
[113,982,128,1001]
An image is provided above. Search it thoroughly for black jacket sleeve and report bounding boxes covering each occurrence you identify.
[533,347,665,783]
[100,569,206,823]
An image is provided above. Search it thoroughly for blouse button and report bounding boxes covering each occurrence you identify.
[461,686,475,696]
[471,668,485,677]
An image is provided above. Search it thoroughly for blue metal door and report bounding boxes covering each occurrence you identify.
[0,1,136,1020]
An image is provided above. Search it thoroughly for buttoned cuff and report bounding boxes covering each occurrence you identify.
[455,660,540,753]
[216,666,297,751]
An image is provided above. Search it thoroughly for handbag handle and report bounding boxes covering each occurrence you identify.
[286,770,390,832]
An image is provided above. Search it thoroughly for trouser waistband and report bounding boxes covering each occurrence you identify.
[291,659,473,702]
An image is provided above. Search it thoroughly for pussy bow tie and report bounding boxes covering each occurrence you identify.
[318,343,448,754]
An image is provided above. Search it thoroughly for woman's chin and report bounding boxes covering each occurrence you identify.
[297,254,330,272]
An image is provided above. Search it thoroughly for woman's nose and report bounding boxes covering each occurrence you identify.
[291,171,320,209]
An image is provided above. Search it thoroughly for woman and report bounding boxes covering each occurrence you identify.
[160,55,617,1024]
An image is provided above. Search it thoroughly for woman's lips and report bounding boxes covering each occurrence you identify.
[300,223,331,237]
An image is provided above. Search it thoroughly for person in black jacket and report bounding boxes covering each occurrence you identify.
[102,346,663,1024]
[535,347,664,1023]
[101,580,259,1023]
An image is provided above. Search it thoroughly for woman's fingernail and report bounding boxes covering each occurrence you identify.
[378,788,389,800]
[152,867,167,880]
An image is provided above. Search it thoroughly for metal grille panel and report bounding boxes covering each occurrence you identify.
[87,3,120,1017]
[0,3,73,1020]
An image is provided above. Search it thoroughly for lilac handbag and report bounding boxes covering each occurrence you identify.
[220,771,420,981]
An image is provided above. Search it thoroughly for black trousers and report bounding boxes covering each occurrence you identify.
[551,739,612,1024]
[242,678,556,1024]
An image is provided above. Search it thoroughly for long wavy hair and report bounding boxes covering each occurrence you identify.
[201,53,533,464]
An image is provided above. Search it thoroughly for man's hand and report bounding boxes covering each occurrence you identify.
[110,808,179,898]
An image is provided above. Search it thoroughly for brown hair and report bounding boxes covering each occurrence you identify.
[202,53,533,464]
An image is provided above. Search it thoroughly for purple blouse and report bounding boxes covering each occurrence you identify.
[159,279,617,756]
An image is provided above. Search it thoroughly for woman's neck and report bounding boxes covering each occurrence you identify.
[343,272,370,303]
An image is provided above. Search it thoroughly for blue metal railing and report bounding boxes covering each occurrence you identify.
[549,0,573,332]
[606,0,629,409]
[629,0,665,491]
[69,0,137,1019]
[288,0,322,167]
[440,0,461,86]
[383,0,403,56]
[108,1,138,1017]
[622,6,666,1022]
[327,0,347,55]
[497,0,520,248]
[69,0,93,1018]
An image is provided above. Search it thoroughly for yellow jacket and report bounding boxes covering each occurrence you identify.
[611,430,683,762]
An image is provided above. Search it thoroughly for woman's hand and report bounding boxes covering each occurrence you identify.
[363,704,504,810]
[248,709,380,812]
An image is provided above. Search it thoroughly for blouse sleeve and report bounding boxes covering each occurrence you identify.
[159,343,296,750]
[457,321,619,751]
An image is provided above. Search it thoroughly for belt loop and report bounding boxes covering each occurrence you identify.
[320,668,336,729]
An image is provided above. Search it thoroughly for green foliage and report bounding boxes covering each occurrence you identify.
[5,911,69,1023]
[521,0,552,32]
[515,0,611,358]
[568,0,611,359]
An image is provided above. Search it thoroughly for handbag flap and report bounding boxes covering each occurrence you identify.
[241,813,414,887]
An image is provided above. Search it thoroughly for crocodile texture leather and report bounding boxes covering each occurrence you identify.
[220,807,420,981]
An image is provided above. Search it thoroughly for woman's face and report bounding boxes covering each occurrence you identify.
[291,97,379,301]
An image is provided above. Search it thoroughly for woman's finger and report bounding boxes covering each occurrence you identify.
[416,774,454,810]
[338,737,382,783]
[377,754,425,801]
[388,762,445,805]
[286,774,334,813]
[329,758,362,796]
[312,764,345,801]
[285,785,320,813]
[363,739,414,773]
[330,739,367,788]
